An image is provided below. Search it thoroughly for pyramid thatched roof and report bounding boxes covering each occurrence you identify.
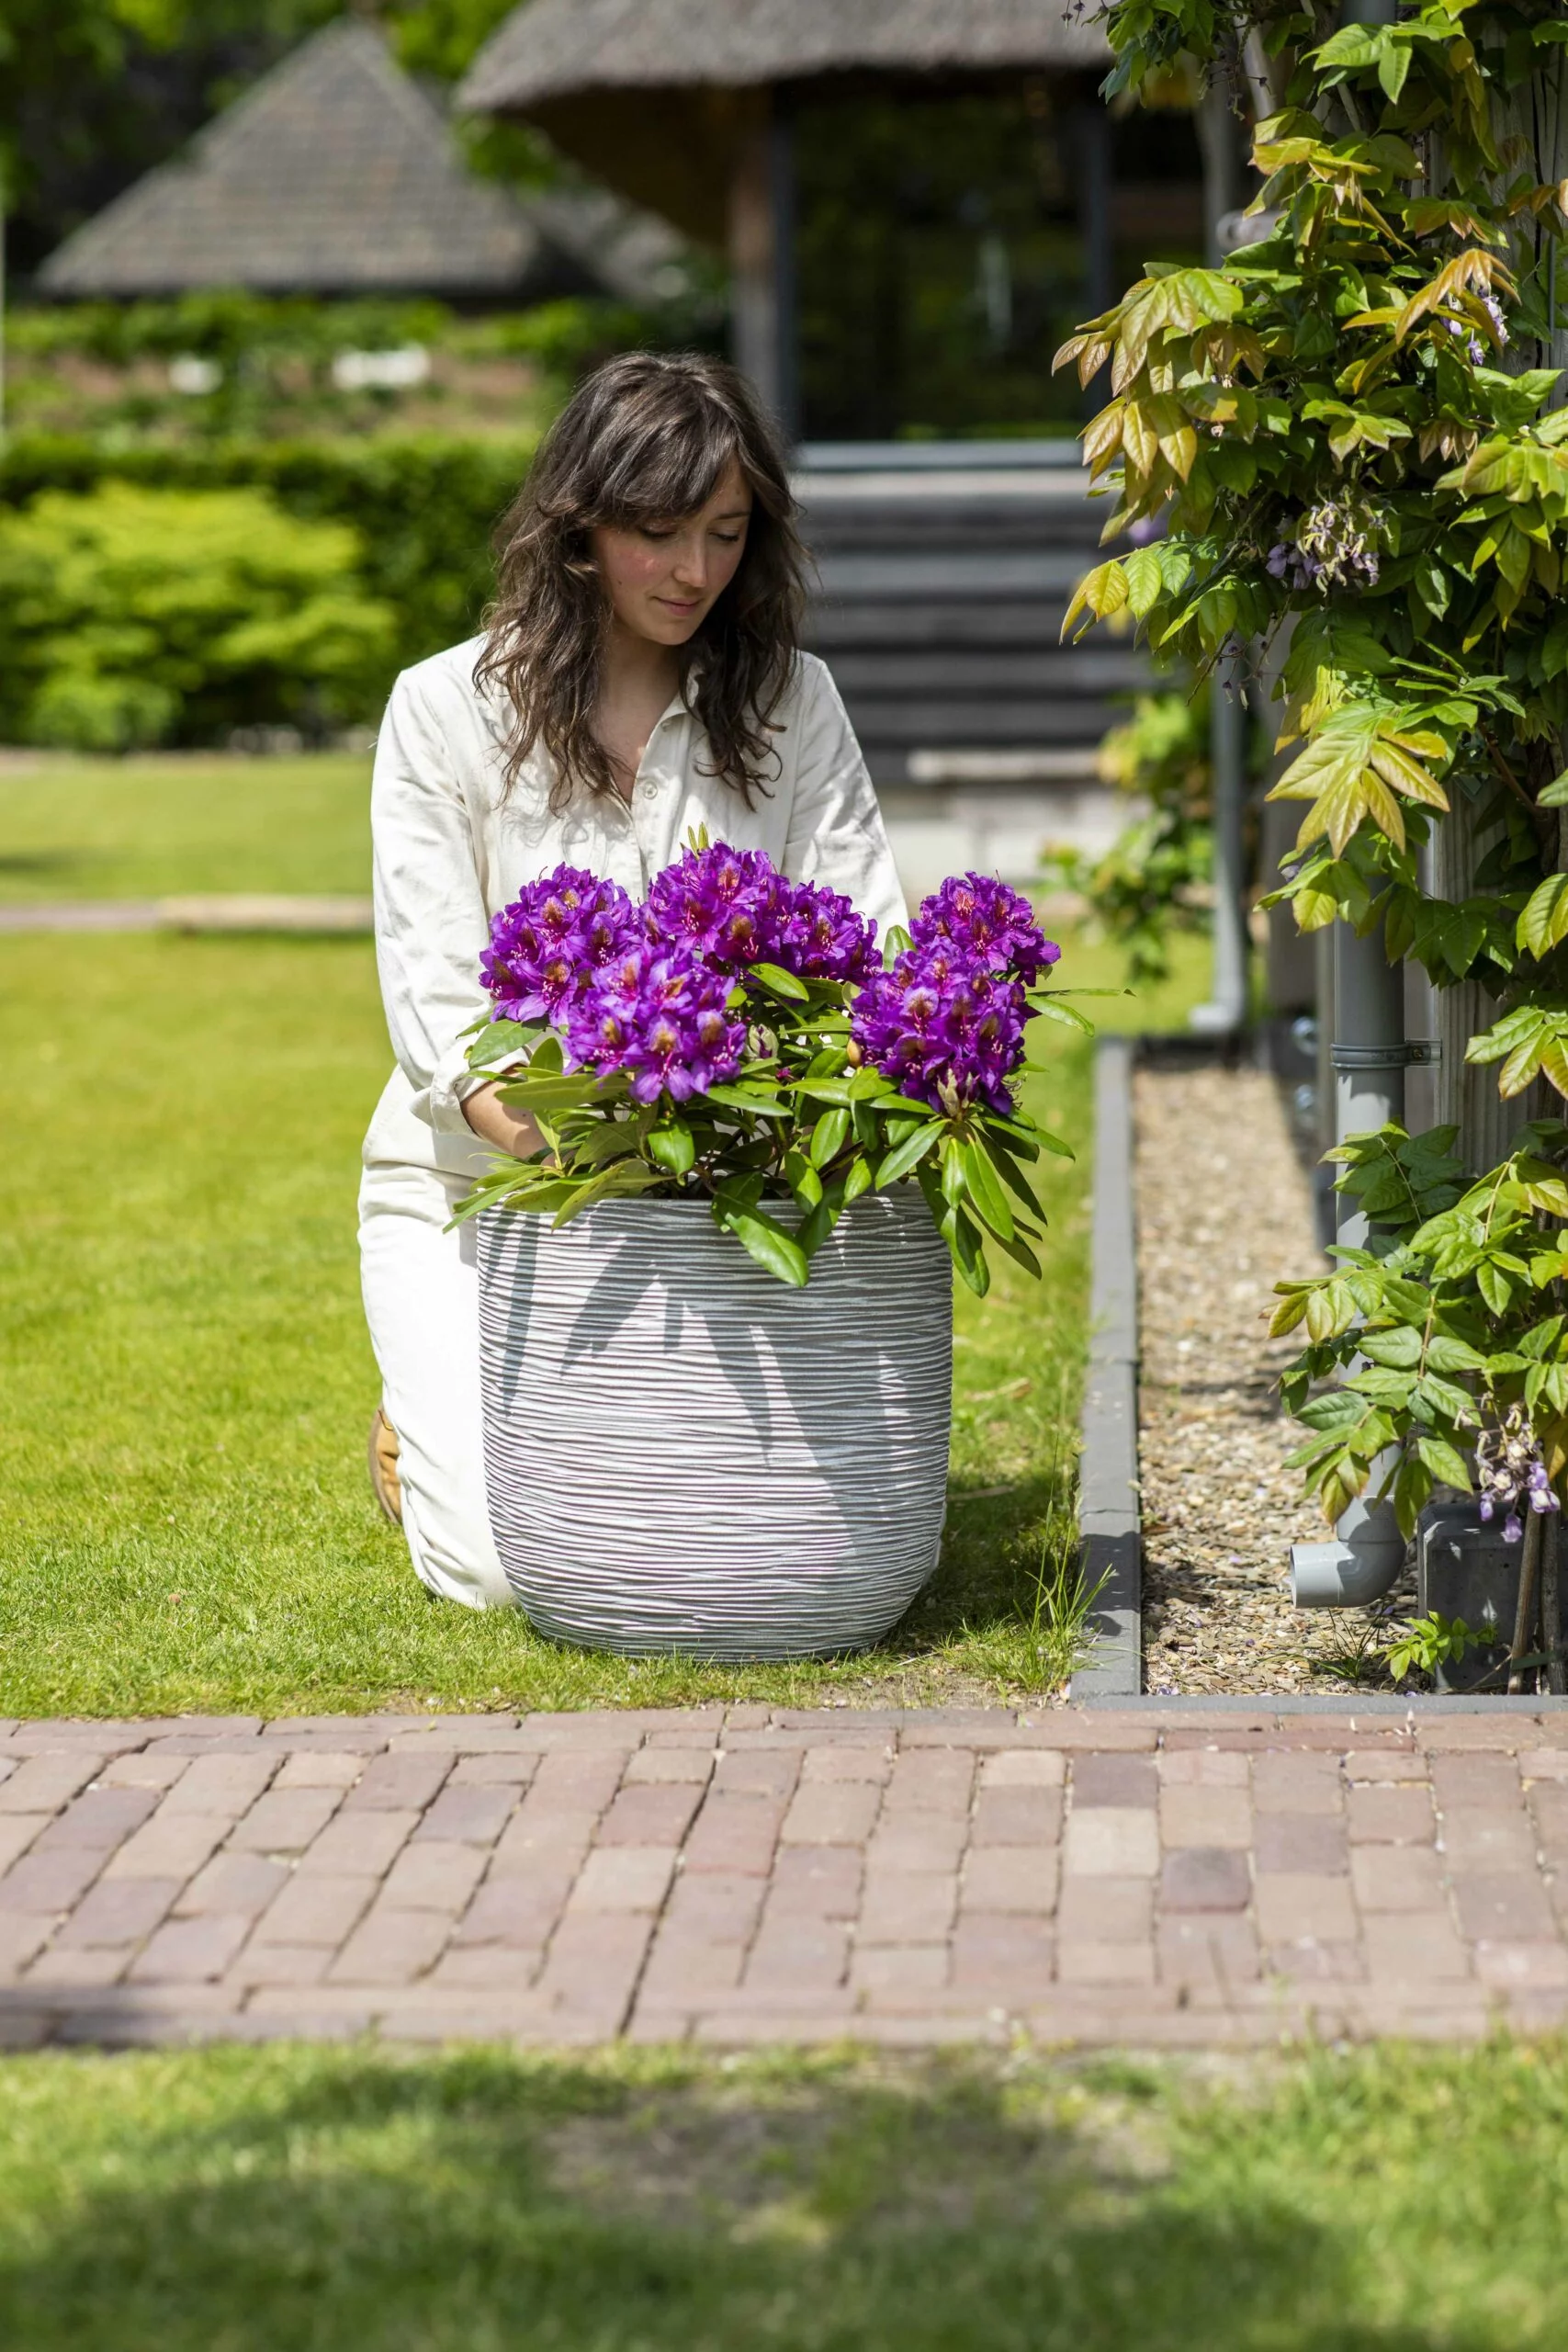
[39,21,541,300]
[459,1,1107,242]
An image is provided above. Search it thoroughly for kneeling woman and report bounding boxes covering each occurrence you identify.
[360,352,907,1605]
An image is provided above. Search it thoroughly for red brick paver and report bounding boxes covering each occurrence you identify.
[3,1707,1568,2049]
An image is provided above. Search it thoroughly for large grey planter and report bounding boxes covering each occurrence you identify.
[476,1190,953,1659]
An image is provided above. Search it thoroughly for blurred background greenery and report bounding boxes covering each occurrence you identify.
[2,4,540,280]
[0,6,1206,754]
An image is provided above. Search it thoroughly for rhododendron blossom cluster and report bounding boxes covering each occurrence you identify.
[910,872,1062,985]
[852,876,1059,1114]
[646,843,877,984]
[563,941,746,1106]
[479,867,637,1025]
[462,841,1079,1293]
[479,844,879,1103]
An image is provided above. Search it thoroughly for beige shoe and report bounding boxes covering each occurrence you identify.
[368,1407,403,1525]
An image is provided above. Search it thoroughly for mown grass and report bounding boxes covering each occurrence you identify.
[0,755,1205,1716]
[0,750,372,903]
[1,2039,1565,2351]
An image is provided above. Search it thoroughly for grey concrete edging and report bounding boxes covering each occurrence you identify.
[1077,1690,1568,1713]
[1068,1035,1141,1697]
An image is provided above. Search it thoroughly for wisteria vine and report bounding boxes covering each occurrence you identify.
[1055,5,1568,1646]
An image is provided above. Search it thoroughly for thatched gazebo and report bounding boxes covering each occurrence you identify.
[38,18,685,307]
[459,1,1110,424]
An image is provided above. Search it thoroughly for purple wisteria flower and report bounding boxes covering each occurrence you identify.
[1441,291,1508,367]
[851,948,1028,1116]
[565,939,746,1105]
[1266,495,1382,595]
[912,872,1061,985]
[1476,1407,1561,1546]
[481,866,639,1023]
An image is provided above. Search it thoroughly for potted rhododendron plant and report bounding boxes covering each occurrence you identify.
[455,841,1088,1661]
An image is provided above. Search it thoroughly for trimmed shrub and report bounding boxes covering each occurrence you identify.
[0,433,537,742]
[0,481,400,751]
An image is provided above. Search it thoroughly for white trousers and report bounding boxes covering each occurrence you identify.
[357,1160,514,1610]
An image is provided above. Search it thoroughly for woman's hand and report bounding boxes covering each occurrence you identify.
[461,1080,543,1159]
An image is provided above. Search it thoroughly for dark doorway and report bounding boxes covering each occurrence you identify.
[794,79,1203,444]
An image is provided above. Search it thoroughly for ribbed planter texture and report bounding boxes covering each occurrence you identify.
[476,1189,953,1658]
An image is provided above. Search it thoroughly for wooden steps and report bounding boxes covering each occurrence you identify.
[795,441,1149,791]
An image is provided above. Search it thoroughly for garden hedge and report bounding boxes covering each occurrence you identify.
[0,481,401,751]
[0,432,537,725]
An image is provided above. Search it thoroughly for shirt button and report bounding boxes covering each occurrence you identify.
[640,782,658,801]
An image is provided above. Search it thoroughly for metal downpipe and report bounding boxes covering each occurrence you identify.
[1291,910,1415,1606]
[1190,92,1250,1038]
[1190,648,1250,1035]
[1287,0,1410,1606]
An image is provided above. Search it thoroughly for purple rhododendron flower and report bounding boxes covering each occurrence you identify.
[912,872,1060,984]
[851,947,1027,1115]
[645,842,791,972]
[481,865,639,1023]
[776,876,878,982]
[566,940,746,1104]
[482,849,1050,1116]
[646,840,878,984]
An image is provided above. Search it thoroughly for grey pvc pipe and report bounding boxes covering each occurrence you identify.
[1190,649,1250,1035]
[1291,910,1408,1606]
[1189,91,1250,1039]
[1330,911,1406,1226]
[1288,0,1408,1607]
[1292,1496,1408,1607]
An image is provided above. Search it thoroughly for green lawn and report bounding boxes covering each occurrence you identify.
[0,2040,1563,2350]
[0,750,372,902]
[0,754,1206,1716]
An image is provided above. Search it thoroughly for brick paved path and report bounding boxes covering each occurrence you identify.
[4,1705,1568,2050]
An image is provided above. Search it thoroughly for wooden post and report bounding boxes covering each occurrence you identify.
[1431,59,1566,1168]
[1197,79,1242,264]
[728,90,798,438]
[770,94,799,441]
[1430,797,1540,1156]
[1074,105,1113,418]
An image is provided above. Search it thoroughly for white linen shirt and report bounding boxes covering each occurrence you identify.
[364,635,908,1179]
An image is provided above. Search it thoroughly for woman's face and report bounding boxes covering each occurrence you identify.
[592,458,754,648]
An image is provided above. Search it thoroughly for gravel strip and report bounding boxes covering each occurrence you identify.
[1136,1055,1357,1694]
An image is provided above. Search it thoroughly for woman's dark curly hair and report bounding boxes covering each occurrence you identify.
[476,352,807,810]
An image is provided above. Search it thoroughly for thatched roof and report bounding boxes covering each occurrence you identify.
[39,21,541,300]
[526,187,694,307]
[461,1,1106,107]
[459,2,1107,243]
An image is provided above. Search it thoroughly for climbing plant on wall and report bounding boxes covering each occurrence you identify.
[1058,5,1568,1642]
